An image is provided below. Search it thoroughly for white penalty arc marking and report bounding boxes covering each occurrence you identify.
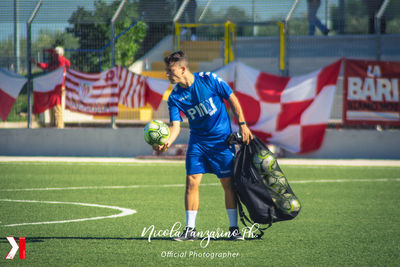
[1,178,400,192]
[0,199,136,227]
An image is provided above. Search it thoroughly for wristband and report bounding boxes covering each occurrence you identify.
[238,121,247,126]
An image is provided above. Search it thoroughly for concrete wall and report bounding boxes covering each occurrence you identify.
[0,128,399,159]
[285,129,400,159]
[0,128,190,157]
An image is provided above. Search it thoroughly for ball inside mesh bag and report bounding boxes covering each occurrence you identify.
[252,149,276,175]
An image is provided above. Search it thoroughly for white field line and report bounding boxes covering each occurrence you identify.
[2,178,399,227]
[0,162,184,167]
[0,199,136,227]
[0,156,400,166]
[0,157,184,164]
[291,178,400,183]
[1,178,400,192]
[1,162,399,169]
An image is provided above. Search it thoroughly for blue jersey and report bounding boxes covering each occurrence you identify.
[168,72,233,142]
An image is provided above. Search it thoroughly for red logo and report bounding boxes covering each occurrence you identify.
[79,83,91,98]
[5,237,25,260]
[105,69,115,83]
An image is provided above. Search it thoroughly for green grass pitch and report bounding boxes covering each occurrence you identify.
[0,162,399,266]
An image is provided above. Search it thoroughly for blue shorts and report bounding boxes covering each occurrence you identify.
[186,140,235,178]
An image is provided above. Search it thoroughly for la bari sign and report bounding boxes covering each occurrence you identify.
[344,59,400,125]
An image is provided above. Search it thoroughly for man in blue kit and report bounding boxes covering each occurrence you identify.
[155,51,252,241]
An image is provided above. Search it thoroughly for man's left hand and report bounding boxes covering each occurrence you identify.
[152,143,168,154]
[240,124,253,145]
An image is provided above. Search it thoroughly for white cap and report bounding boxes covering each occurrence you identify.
[55,46,64,56]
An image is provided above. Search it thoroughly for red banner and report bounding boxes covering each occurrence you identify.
[343,59,400,125]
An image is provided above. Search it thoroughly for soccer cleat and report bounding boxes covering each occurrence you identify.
[173,227,198,241]
[229,227,245,241]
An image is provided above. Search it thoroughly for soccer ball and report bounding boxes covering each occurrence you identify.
[143,120,170,146]
[274,193,301,213]
[252,149,276,175]
[265,172,288,194]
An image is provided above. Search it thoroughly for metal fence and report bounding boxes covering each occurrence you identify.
[1,0,400,127]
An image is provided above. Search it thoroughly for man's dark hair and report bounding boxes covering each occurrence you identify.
[164,50,188,67]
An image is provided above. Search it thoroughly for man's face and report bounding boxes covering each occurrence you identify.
[165,63,184,84]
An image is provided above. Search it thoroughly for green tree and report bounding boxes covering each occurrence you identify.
[67,0,146,72]
[0,37,14,69]
[114,21,146,67]
[34,29,79,54]
[0,29,78,73]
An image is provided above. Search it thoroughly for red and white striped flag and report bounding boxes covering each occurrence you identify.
[33,67,64,114]
[118,66,146,108]
[118,66,169,110]
[216,60,342,154]
[0,69,27,121]
[65,67,119,116]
